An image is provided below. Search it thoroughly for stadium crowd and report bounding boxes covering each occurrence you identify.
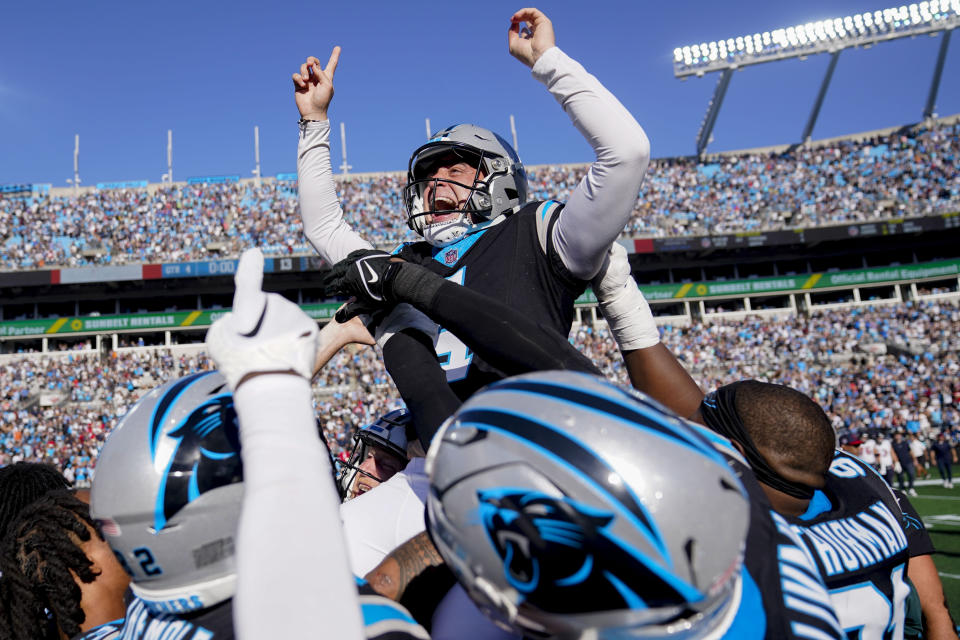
[1,119,957,270]
[1,8,957,635]
[2,300,957,486]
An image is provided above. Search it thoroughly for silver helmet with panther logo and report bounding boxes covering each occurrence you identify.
[91,371,243,615]
[426,371,749,638]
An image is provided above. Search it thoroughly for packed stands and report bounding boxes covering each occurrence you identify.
[2,118,957,269]
[2,299,958,484]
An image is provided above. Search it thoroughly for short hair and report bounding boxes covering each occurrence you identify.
[733,381,835,477]
[0,463,70,541]
[0,491,102,640]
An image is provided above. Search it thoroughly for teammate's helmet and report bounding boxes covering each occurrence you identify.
[91,371,243,615]
[403,124,527,248]
[336,408,412,501]
[426,371,750,639]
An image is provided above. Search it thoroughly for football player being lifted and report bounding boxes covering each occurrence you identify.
[294,7,652,448]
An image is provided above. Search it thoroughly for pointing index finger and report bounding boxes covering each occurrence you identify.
[325,46,341,78]
[232,248,266,331]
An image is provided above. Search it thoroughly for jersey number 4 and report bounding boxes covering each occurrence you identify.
[434,268,473,382]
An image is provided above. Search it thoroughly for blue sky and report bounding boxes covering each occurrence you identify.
[1,0,958,185]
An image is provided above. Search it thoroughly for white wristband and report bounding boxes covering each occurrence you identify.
[592,243,659,351]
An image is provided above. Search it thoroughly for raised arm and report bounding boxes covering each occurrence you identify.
[206,249,363,640]
[294,48,373,264]
[592,243,704,417]
[323,249,600,448]
[510,8,650,280]
[323,250,601,378]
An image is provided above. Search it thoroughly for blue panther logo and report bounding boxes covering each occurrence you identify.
[477,489,701,613]
[153,394,242,531]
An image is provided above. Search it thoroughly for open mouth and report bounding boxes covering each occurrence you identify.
[432,196,459,211]
[356,479,375,495]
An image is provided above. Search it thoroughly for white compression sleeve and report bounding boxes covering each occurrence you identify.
[233,374,363,640]
[532,47,650,281]
[298,120,373,264]
[298,122,438,347]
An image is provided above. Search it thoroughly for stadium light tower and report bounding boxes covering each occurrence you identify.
[66,134,81,194]
[161,130,173,184]
[252,125,262,187]
[339,122,352,175]
[509,114,519,154]
[674,1,960,154]
[425,117,432,139]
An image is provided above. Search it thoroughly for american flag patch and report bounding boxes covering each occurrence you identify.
[97,518,121,537]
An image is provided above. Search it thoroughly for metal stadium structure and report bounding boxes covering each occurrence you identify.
[674,1,960,155]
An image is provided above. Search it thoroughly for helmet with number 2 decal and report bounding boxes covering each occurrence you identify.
[91,371,243,615]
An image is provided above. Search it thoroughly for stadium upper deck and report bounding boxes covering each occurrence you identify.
[1,115,957,271]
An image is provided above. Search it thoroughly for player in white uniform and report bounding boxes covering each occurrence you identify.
[909,433,929,478]
[860,434,879,469]
[340,456,429,576]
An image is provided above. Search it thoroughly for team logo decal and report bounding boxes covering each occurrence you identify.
[151,391,242,531]
[476,489,699,612]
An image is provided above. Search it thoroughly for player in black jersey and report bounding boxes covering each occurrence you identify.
[697,381,960,640]
[294,8,650,446]
[321,251,843,639]
[534,241,957,640]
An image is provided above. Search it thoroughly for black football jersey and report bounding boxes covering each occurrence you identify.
[891,488,934,557]
[689,427,844,639]
[786,450,912,640]
[393,200,587,400]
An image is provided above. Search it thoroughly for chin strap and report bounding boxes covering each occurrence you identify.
[133,572,236,614]
[423,212,510,248]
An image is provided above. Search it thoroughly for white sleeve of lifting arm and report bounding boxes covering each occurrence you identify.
[592,243,659,351]
[532,46,650,281]
[298,120,373,265]
[233,374,363,640]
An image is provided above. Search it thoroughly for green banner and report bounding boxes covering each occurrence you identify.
[3,258,958,338]
[0,303,342,338]
[574,258,960,303]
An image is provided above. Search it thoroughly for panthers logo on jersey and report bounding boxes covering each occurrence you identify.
[150,381,243,531]
[477,488,700,613]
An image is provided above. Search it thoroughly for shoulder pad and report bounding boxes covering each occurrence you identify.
[391,242,415,256]
[532,200,565,254]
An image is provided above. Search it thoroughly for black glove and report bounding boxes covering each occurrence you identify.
[322,249,404,310]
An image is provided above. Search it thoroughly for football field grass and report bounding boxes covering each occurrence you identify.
[906,471,960,621]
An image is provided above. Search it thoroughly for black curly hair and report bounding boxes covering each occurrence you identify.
[0,491,102,640]
[0,462,70,542]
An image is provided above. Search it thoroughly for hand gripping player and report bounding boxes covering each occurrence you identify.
[294,7,650,446]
